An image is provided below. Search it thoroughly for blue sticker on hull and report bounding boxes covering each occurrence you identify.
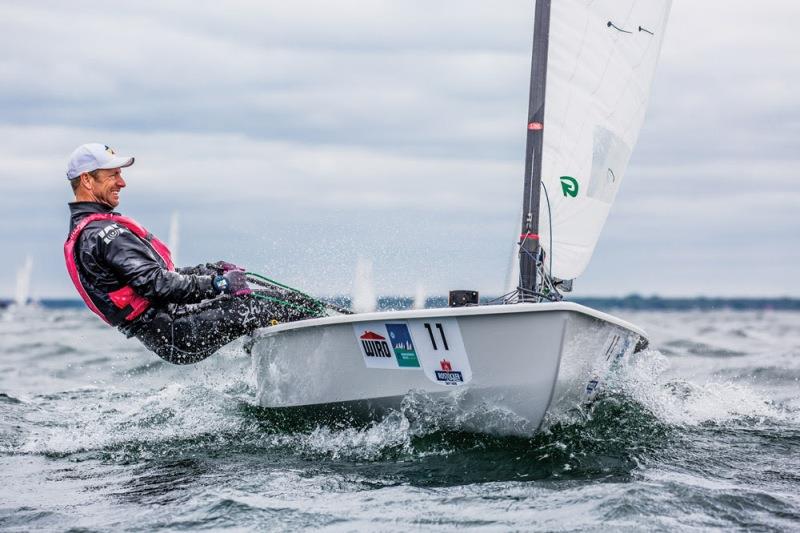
[385,323,420,368]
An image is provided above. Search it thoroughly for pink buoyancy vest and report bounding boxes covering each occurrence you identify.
[64,213,175,324]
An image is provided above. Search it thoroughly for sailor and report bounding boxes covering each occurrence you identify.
[63,143,322,364]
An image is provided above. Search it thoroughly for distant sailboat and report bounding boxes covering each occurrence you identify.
[413,284,427,310]
[14,255,33,306]
[167,212,180,267]
[351,257,377,313]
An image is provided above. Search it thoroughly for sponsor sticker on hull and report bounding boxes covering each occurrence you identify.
[353,319,471,385]
[386,323,420,368]
[355,328,395,369]
[434,359,464,386]
[407,318,472,386]
[360,330,392,359]
[353,322,420,370]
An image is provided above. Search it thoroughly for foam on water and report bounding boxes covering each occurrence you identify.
[18,383,243,458]
[270,411,414,461]
[10,340,795,465]
[613,348,793,427]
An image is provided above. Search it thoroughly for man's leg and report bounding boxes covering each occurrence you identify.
[134,292,320,364]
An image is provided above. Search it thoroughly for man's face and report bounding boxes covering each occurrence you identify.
[88,168,126,208]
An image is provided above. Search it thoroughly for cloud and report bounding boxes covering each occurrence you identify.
[0,125,520,210]
[0,0,798,297]
[0,0,531,160]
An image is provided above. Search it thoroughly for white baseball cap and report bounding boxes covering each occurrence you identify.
[66,143,134,180]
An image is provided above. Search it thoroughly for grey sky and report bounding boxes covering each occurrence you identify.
[1,0,798,298]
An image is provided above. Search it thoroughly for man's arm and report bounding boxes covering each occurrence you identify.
[176,261,244,276]
[101,230,218,304]
[176,264,217,276]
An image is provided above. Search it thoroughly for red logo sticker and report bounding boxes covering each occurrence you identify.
[360,331,386,341]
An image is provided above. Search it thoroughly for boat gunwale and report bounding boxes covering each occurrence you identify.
[252,301,647,340]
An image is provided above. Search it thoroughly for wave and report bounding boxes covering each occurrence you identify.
[3,341,796,488]
[614,349,795,427]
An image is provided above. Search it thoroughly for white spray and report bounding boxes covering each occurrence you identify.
[413,284,427,310]
[14,255,33,306]
[167,211,180,266]
[351,257,376,313]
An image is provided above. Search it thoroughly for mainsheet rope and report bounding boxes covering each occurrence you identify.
[245,272,351,316]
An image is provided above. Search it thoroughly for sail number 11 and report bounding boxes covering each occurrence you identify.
[423,322,449,351]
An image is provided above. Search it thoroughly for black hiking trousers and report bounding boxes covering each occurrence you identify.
[126,290,320,364]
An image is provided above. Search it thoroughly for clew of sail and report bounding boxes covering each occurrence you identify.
[517,0,671,286]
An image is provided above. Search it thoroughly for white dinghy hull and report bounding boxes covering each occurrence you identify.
[249,302,646,435]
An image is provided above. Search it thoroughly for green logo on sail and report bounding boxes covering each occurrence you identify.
[560,176,579,198]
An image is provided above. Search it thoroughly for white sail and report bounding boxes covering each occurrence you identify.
[14,255,33,306]
[167,211,180,266]
[536,0,671,280]
[351,257,377,313]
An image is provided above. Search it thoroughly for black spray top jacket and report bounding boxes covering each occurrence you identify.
[67,202,218,330]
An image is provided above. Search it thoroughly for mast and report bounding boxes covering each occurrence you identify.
[518,0,551,300]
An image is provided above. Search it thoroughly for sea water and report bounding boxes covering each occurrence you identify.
[0,306,798,531]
